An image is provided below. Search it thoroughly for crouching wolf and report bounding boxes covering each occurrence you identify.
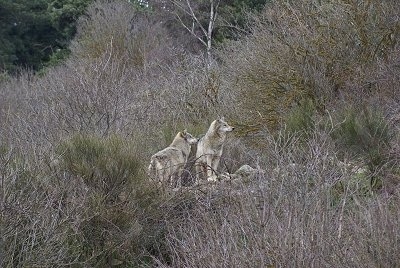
[196,117,234,182]
[148,130,198,188]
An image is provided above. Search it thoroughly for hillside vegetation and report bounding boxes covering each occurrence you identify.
[1,0,399,267]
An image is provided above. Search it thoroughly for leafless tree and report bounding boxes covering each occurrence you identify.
[170,0,221,68]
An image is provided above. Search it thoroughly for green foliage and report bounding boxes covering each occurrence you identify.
[0,0,92,73]
[331,107,396,196]
[48,0,93,38]
[41,48,71,70]
[56,135,146,265]
[57,135,142,200]
[215,0,270,42]
[284,98,316,136]
[0,0,57,72]
[333,107,392,172]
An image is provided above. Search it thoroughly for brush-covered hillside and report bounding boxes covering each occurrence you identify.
[1,0,399,267]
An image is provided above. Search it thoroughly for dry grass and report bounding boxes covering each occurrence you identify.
[157,128,400,267]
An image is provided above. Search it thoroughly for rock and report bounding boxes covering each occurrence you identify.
[217,164,261,183]
[235,164,257,176]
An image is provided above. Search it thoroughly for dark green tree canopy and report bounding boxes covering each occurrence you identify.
[0,0,92,73]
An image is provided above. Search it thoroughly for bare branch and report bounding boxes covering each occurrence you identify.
[175,12,208,47]
[170,0,221,67]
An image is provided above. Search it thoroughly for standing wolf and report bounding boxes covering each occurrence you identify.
[148,130,198,188]
[196,117,234,182]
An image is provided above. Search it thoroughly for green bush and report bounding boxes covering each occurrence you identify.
[333,107,391,168]
[57,135,142,200]
[54,135,160,266]
[332,106,395,192]
[284,98,316,137]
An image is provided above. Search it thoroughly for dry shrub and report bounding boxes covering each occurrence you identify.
[221,0,400,131]
[0,1,186,157]
[71,0,177,70]
[0,0,231,160]
[1,135,199,267]
[152,56,230,125]
[156,128,400,268]
[0,55,145,158]
[1,146,85,267]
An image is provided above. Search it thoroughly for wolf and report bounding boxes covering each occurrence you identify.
[195,117,234,182]
[148,130,198,188]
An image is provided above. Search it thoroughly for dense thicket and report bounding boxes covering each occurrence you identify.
[1,0,399,267]
[0,0,93,73]
[221,0,399,130]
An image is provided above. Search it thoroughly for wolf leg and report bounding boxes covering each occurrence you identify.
[174,165,184,189]
[206,155,218,182]
[195,162,203,184]
[195,156,207,183]
[211,155,221,175]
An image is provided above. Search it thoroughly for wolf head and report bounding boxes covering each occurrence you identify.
[180,129,198,145]
[216,117,234,133]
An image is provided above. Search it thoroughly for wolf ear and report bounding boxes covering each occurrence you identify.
[180,129,187,138]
